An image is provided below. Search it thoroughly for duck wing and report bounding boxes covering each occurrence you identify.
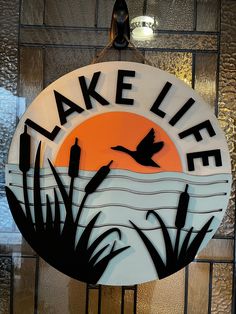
[151,141,164,154]
[136,128,155,155]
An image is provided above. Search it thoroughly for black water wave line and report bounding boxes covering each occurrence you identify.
[8,170,229,185]
[35,222,213,233]
[18,199,223,214]
[78,224,213,233]
[9,183,227,198]
[101,175,229,185]
[83,204,223,214]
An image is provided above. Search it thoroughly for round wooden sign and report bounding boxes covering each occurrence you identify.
[6,62,232,285]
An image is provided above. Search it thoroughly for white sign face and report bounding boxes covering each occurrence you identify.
[6,62,231,285]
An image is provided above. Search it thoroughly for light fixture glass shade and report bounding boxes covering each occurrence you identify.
[131,16,156,40]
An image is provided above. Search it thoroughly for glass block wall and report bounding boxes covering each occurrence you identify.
[0,0,235,313]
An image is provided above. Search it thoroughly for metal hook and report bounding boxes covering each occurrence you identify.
[110,0,130,50]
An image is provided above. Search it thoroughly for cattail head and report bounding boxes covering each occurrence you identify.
[19,125,31,172]
[68,138,81,178]
[85,160,113,194]
[175,184,189,229]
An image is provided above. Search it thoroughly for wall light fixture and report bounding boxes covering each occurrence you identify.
[131,16,157,40]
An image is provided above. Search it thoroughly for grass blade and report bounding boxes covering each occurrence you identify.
[130,220,166,278]
[5,186,35,245]
[173,229,181,263]
[146,210,174,270]
[177,227,193,269]
[48,159,70,214]
[86,228,121,259]
[53,189,61,236]
[74,193,88,226]
[184,217,214,266]
[92,244,130,282]
[94,244,130,268]
[33,142,44,233]
[88,244,110,266]
[22,172,33,225]
[46,195,53,233]
[75,212,101,253]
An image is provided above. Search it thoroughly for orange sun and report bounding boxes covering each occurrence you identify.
[55,112,182,173]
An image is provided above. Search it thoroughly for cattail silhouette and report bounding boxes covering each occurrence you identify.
[68,138,81,205]
[131,184,214,279]
[85,160,113,194]
[174,184,190,260]
[68,138,80,178]
[19,125,31,172]
[19,125,32,224]
[75,160,113,226]
[175,185,189,229]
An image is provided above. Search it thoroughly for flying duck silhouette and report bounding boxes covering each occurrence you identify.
[111,128,164,167]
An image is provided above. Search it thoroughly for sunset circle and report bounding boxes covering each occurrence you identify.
[55,112,182,173]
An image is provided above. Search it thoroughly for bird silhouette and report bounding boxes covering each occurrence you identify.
[111,128,164,167]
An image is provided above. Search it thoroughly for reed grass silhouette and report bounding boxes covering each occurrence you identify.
[6,136,129,284]
[130,185,214,279]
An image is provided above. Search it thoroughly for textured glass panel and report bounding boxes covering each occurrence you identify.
[0,88,17,173]
[146,0,194,31]
[67,280,87,314]
[195,53,217,109]
[127,0,145,22]
[44,48,95,87]
[123,289,135,314]
[120,49,145,63]
[20,28,109,46]
[21,0,44,25]
[211,263,233,313]
[188,262,210,313]
[88,288,99,313]
[93,48,120,63]
[45,0,96,27]
[20,47,43,106]
[97,0,114,28]
[98,0,143,28]
[20,27,218,51]
[98,0,194,30]
[0,233,35,256]
[196,239,233,261]
[197,0,220,32]
[93,47,144,63]
[13,257,36,314]
[38,259,86,313]
[145,51,192,85]
[0,191,14,232]
[101,286,122,314]
[137,269,185,313]
[217,0,236,237]
[0,0,19,187]
[132,33,218,50]
[0,0,19,94]
[0,257,11,314]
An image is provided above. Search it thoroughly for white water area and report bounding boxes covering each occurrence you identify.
[6,164,232,285]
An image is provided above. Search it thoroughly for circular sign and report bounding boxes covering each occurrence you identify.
[6,62,231,285]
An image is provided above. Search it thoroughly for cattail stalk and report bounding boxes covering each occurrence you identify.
[75,160,113,226]
[19,125,33,224]
[85,160,113,194]
[174,184,190,260]
[68,138,80,178]
[68,138,81,206]
[20,125,31,172]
